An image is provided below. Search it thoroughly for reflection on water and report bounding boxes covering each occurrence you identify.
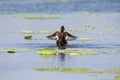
[57,53,69,61]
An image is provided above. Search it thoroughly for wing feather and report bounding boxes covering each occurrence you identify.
[47,31,59,40]
[65,32,77,41]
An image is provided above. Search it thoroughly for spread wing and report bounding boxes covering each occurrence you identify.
[47,31,59,40]
[65,32,77,41]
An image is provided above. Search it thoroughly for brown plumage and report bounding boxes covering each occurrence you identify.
[47,26,77,49]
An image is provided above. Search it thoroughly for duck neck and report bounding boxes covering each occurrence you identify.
[61,29,64,33]
[60,26,65,33]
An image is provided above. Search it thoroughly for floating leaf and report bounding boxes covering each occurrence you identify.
[38,48,56,55]
[82,11,91,15]
[80,38,91,41]
[22,30,33,34]
[38,30,51,34]
[24,35,32,40]
[7,49,16,53]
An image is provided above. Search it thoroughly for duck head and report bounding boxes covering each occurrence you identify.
[60,26,65,32]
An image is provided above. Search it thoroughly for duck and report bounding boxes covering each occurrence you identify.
[47,26,77,49]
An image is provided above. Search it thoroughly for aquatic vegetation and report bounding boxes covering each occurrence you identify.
[69,53,83,56]
[1,47,119,56]
[0,48,17,53]
[34,68,92,73]
[34,68,120,74]
[82,11,91,15]
[115,76,120,80]
[38,30,51,34]
[0,48,36,53]
[12,14,63,20]
[7,49,16,53]
[80,38,91,41]
[56,48,97,56]
[69,50,95,56]
[104,69,120,74]
[39,55,54,58]
[22,30,33,34]
[56,48,120,56]
[21,30,52,34]
[38,48,56,55]
[24,35,32,40]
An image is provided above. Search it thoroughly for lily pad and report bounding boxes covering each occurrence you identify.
[24,35,32,40]
[7,49,16,53]
[80,38,91,41]
[82,11,91,15]
[48,0,55,3]
[22,30,33,34]
[38,48,56,55]
[38,30,51,34]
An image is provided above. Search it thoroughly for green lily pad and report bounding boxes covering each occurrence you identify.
[80,38,91,41]
[22,30,33,34]
[38,48,56,55]
[24,35,32,40]
[7,49,16,53]
[39,55,54,58]
[82,11,91,15]
[38,30,50,34]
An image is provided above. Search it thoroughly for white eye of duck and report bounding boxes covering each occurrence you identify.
[56,35,59,40]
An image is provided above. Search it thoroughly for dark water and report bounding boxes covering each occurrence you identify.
[0,0,120,14]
